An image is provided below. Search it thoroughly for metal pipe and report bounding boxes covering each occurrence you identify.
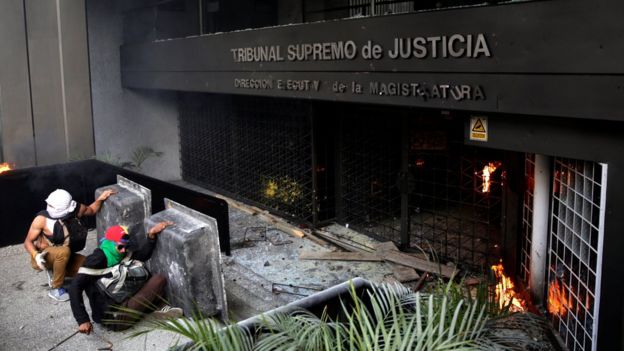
[237,277,372,330]
[530,154,550,305]
[47,331,79,351]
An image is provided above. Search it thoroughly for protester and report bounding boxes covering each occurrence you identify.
[23,188,115,301]
[69,222,182,334]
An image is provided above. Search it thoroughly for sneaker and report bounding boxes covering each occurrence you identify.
[152,305,183,319]
[48,287,70,302]
[45,270,53,288]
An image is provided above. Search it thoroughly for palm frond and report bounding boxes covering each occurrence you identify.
[255,308,343,351]
[125,280,525,350]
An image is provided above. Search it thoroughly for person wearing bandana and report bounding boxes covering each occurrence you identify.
[69,222,180,334]
[23,188,116,301]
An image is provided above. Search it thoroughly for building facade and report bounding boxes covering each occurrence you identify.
[2,0,624,349]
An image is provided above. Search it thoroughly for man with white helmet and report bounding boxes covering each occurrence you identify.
[23,188,115,301]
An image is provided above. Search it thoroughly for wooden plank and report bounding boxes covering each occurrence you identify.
[375,241,429,260]
[380,251,456,278]
[375,241,400,252]
[272,221,305,238]
[315,229,376,252]
[299,251,384,262]
[210,189,451,277]
[392,266,420,282]
[210,192,307,239]
[302,232,334,248]
[312,231,372,253]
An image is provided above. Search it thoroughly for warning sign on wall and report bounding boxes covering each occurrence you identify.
[469,116,488,142]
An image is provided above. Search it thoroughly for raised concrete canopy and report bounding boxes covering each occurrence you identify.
[146,199,227,321]
[121,1,624,121]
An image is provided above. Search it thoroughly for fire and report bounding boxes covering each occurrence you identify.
[491,263,525,312]
[0,162,12,174]
[482,162,499,193]
[548,279,572,316]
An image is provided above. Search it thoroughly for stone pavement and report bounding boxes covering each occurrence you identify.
[0,234,188,351]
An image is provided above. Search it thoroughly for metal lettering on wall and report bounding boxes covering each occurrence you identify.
[231,33,489,102]
[230,33,491,63]
[234,78,485,102]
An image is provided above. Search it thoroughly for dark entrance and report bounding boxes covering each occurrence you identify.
[335,103,517,270]
[179,93,524,270]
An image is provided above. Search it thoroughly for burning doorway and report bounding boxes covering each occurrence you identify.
[338,106,516,271]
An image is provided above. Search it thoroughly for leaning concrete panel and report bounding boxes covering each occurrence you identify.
[146,198,227,321]
[95,175,151,247]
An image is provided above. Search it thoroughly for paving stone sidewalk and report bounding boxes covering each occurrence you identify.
[0,233,188,351]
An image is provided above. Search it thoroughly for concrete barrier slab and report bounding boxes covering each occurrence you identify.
[96,175,151,247]
[146,198,227,321]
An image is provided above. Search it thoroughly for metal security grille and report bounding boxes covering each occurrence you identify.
[348,0,414,17]
[548,158,606,351]
[339,111,402,242]
[338,111,504,269]
[306,0,498,21]
[182,94,508,271]
[407,125,504,269]
[179,93,315,222]
[520,153,535,285]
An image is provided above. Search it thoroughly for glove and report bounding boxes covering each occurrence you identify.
[35,251,47,270]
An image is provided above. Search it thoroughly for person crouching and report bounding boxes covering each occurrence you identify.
[69,222,182,334]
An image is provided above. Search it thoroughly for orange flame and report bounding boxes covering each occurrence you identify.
[482,162,498,193]
[491,263,525,312]
[548,280,572,316]
[0,162,12,174]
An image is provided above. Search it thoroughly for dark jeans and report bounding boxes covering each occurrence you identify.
[96,274,167,331]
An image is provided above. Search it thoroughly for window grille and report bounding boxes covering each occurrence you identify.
[548,158,606,351]
[179,93,315,222]
[349,0,414,17]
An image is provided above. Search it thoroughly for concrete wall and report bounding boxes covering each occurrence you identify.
[86,0,181,180]
[0,1,35,167]
[0,0,179,176]
[25,0,94,165]
[57,0,94,160]
[0,0,94,167]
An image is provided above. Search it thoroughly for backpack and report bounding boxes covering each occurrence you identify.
[37,210,88,253]
[64,217,88,253]
[78,256,150,304]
